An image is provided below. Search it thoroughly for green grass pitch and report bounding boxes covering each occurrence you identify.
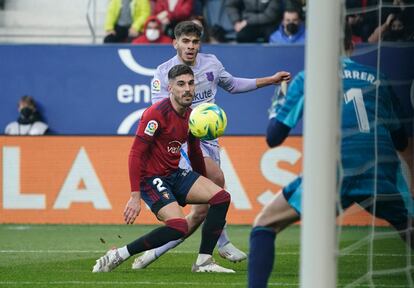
[0,224,412,287]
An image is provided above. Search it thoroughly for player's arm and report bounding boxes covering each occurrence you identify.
[256,72,291,88]
[266,72,305,148]
[217,58,291,93]
[383,79,408,151]
[125,135,150,224]
[266,119,291,147]
[187,133,207,177]
[124,110,158,224]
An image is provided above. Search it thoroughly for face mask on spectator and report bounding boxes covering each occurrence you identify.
[286,23,299,35]
[146,29,160,41]
[20,107,34,119]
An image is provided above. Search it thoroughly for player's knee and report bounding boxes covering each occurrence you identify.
[207,169,225,187]
[190,208,208,224]
[208,190,231,206]
[166,218,189,238]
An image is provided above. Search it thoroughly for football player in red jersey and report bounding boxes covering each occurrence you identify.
[92,64,235,273]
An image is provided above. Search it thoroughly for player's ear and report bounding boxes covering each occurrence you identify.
[173,39,178,50]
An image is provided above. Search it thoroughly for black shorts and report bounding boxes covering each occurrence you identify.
[140,168,201,215]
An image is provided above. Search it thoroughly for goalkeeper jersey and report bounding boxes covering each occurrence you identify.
[275,57,403,176]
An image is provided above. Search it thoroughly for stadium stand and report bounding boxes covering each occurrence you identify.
[0,0,107,43]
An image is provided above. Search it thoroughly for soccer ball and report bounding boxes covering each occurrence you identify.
[189,103,227,140]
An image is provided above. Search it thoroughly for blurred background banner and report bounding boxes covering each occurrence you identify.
[0,44,412,136]
[0,135,386,225]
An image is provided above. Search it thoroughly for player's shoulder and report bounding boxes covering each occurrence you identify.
[198,53,221,64]
[291,70,305,83]
[143,99,168,118]
[344,58,377,75]
[156,56,181,75]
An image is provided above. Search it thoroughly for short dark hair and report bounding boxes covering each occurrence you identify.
[168,64,194,80]
[174,21,202,39]
[20,95,36,109]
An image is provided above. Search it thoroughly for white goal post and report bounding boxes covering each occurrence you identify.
[300,0,342,287]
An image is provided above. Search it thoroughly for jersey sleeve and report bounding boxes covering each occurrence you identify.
[151,66,169,104]
[275,71,305,128]
[380,75,404,132]
[129,108,163,191]
[211,55,255,93]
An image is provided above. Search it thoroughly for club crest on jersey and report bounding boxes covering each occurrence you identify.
[151,79,161,93]
[144,120,158,136]
[206,72,214,82]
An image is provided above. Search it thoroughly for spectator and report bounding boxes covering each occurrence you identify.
[132,16,173,44]
[269,8,306,44]
[5,95,48,135]
[368,13,413,42]
[104,0,151,43]
[346,0,378,42]
[204,0,236,43]
[225,0,282,43]
[152,0,194,38]
[189,15,213,43]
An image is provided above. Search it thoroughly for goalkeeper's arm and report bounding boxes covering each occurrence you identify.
[266,118,291,148]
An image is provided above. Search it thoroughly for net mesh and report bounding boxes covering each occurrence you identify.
[336,1,414,287]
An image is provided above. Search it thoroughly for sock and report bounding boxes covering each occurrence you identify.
[196,253,211,265]
[127,218,188,256]
[248,226,276,288]
[199,190,230,255]
[217,224,230,248]
[117,246,131,260]
[153,238,184,258]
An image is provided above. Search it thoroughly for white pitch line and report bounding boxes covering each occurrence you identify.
[0,281,410,287]
[0,250,410,257]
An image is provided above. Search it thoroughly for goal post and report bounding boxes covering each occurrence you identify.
[300,0,342,287]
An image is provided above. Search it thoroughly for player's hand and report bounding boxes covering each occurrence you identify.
[385,14,395,27]
[271,71,291,85]
[123,192,141,224]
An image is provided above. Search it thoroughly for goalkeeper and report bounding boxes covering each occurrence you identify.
[248,24,413,288]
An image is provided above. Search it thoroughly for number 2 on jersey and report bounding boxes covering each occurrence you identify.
[153,178,167,192]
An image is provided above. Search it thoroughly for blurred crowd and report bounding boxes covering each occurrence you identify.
[103,0,414,45]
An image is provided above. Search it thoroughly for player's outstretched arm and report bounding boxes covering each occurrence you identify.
[124,191,142,224]
[256,71,291,88]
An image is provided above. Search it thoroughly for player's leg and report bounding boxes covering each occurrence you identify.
[185,175,235,273]
[248,178,301,288]
[132,145,245,269]
[362,193,413,249]
[203,156,247,262]
[349,165,414,249]
[93,202,188,273]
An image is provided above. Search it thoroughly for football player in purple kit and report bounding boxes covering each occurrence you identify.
[132,20,291,271]
[92,64,234,273]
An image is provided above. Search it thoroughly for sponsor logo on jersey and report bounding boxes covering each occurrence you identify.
[151,79,161,93]
[167,140,182,154]
[206,72,214,82]
[162,191,170,199]
[144,120,159,136]
[193,89,213,104]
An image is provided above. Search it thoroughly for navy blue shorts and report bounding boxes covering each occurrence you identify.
[140,168,201,215]
[283,170,410,228]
